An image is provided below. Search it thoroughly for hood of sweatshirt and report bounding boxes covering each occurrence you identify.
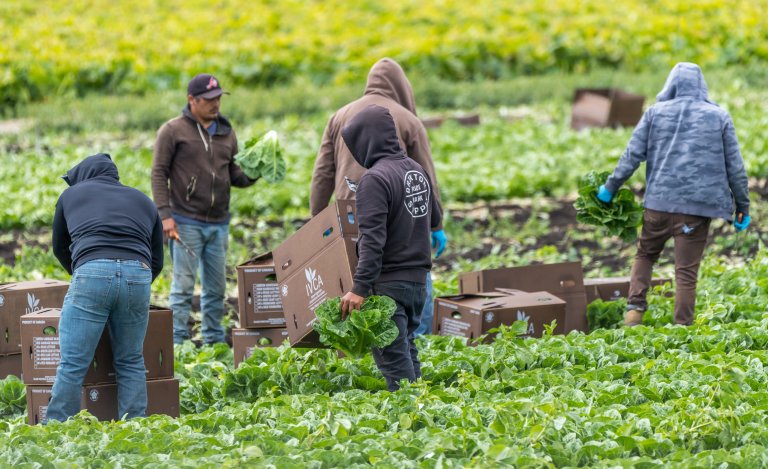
[364,58,417,116]
[656,62,711,102]
[62,153,119,186]
[182,105,233,136]
[342,104,405,169]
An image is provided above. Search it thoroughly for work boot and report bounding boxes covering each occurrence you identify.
[624,310,644,327]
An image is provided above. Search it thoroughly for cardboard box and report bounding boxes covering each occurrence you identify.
[0,280,69,354]
[232,327,319,366]
[434,290,566,342]
[236,253,285,328]
[584,277,672,304]
[459,261,588,333]
[26,378,180,425]
[0,353,21,380]
[273,200,358,347]
[232,327,288,367]
[571,88,645,130]
[21,307,174,385]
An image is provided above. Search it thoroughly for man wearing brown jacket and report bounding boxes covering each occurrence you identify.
[151,73,256,345]
[310,58,446,336]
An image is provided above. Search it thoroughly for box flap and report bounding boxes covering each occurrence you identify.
[584,277,630,286]
[20,308,62,320]
[237,252,274,268]
[273,200,357,282]
[0,280,69,291]
[459,261,584,295]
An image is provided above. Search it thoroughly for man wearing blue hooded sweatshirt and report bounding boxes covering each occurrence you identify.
[598,63,750,326]
[48,154,164,421]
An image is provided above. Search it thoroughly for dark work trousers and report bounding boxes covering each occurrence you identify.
[371,280,427,391]
[628,208,711,325]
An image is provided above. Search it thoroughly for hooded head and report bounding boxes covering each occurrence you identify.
[364,58,417,116]
[656,62,710,102]
[62,153,119,186]
[342,105,405,169]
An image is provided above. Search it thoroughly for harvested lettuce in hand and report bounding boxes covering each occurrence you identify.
[574,170,643,242]
[313,296,399,358]
[234,130,287,183]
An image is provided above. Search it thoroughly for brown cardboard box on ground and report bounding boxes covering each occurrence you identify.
[584,277,673,304]
[232,327,319,366]
[0,353,21,379]
[26,378,180,425]
[571,88,645,130]
[459,261,589,333]
[21,306,174,385]
[273,200,358,347]
[0,280,69,354]
[236,253,286,328]
[434,290,566,342]
[232,327,287,367]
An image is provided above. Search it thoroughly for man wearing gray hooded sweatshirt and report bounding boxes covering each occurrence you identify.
[598,63,750,326]
[310,58,446,337]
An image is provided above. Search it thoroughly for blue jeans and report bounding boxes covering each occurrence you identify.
[413,272,434,337]
[169,223,228,344]
[371,280,426,391]
[46,259,151,422]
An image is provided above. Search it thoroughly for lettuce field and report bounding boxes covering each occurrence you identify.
[2,1,768,467]
[2,0,768,106]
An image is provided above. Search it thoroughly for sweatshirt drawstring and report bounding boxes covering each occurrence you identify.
[196,123,209,152]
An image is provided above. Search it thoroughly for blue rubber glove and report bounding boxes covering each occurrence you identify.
[597,185,613,203]
[734,213,751,232]
[431,230,447,258]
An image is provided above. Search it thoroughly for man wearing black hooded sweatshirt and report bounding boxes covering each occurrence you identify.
[47,154,164,422]
[340,105,441,391]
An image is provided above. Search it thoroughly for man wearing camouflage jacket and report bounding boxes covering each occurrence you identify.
[598,62,751,326]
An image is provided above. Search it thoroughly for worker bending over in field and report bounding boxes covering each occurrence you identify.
[598,62,750,326]
[49,154,164,421]
[311,58,446,336]
[339,104,441,391]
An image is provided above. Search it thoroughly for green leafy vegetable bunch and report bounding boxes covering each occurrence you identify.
[574,170,643,242]
[313,295,399,358]
[234,130,287,183]
[586,298,628,331]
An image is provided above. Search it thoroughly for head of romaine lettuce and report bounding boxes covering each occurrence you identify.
[313,295,399,358]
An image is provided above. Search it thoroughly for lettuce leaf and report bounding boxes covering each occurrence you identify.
[234,130,287,183]
[573,170,643,242]
[313,296,399,358]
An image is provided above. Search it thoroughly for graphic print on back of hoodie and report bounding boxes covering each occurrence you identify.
[341,104,442,296]
[404,170,431,218]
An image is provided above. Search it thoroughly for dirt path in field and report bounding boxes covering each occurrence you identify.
[3,197,764,273]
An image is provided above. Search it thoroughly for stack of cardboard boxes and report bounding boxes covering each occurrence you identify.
[21,306,178,424]
[435,262,671,343]
[0,280,69,380]
[232,200,359,365]
[232,252,290,367]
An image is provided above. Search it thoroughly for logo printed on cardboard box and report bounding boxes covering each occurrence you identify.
[305,268,324,296]
[26,293,41,315]
[304,266,329,312]
[517,310,535,335]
